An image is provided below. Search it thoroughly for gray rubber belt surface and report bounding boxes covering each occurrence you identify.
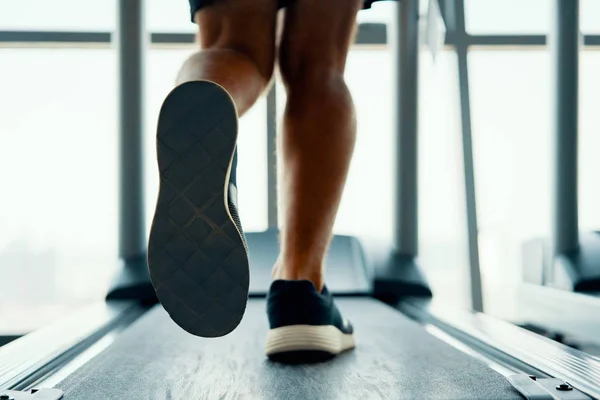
[57,299,522,399]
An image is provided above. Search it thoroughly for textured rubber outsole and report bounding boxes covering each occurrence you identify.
[265,325,355,360]
[148,81,249,338]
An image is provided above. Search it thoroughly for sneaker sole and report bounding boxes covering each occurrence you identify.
[148,80,249,338]
[265,325,355,361]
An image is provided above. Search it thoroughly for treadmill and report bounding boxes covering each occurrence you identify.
[1,0,599,399]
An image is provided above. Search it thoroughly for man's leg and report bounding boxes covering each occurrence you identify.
[273,0,362,290]
[177,0,278,114]
[264,0,361,360]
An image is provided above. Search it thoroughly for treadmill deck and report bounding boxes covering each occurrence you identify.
[57,299,521,399]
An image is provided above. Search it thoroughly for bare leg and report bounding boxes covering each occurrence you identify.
[273,0,362,290]
[177,0,278,115]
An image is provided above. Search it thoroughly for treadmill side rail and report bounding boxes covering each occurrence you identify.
[401,299,600,399]
[507,375,591,400]
[0,388,63,399]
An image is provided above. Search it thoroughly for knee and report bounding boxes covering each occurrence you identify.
[237,46,274,84]
[280,63,348,99]
[279,63,352,113]
[279,49,347,93]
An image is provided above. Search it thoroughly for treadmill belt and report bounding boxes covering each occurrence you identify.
[57,299,522,399]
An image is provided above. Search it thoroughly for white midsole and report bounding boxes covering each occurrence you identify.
[265,325,355,355]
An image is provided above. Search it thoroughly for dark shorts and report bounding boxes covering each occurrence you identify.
[189,0,384,21]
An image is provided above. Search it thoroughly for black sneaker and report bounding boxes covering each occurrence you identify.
[265,280,356,362]
[148,80,249,338]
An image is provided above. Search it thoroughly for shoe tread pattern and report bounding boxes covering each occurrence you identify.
[148,81,249,338]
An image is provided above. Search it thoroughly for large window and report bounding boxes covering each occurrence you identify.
[470,50,600,311]
[3,0,598,335]
[417,51,470,309]
[469,50,551,317]
[465,0,600,34]
[0,48,118,332]
[0,0,116,31]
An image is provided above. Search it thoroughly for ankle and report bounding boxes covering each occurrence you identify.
[272,260,324,292]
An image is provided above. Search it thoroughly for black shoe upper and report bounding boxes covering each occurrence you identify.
[229,149,238,187]
[226,150,248,251]
[266,280,353,334]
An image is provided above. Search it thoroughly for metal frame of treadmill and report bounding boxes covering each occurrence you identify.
[518,283,600,341]
[401,298,600,399]
[0,302,145,391]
